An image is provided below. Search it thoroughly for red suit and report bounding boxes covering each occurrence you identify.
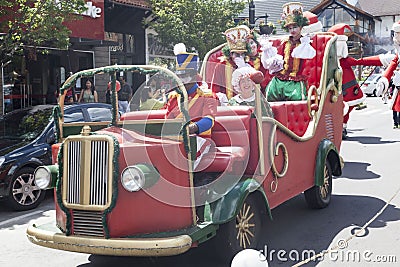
[328,24,394,125]
[165,84,217,138]
[340,56,388,123]
[207,50,237,99]
[380,54,400,112]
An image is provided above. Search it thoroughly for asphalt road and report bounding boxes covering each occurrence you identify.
[0,97,399,267]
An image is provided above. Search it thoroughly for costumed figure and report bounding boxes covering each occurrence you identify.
[166,43,218,170]
[389,71,400,128]
[229,66,274,117]
[261,2,316,102]
[377,20,400,129]
[246,29,272,91]
[208,25,252,101]
[328,23,395,138]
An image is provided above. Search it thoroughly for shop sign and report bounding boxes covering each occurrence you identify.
[82,1,102,19]
[109,44,124,52]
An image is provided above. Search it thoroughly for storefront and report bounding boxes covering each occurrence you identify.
[1,0,150,114]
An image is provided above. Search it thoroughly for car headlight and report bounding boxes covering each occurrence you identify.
[34,166,58,189]
[121,164,159,192]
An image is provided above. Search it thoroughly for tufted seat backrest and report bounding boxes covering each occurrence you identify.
[269,34,332,89]
[270,101,311,137]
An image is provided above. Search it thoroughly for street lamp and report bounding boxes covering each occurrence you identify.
[248,0,269,29]
[249,0,255,27]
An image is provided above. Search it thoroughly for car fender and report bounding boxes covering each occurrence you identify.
[315,139,342,186]
[209,179,272,224]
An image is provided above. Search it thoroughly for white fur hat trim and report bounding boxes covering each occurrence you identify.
[301,21,323,35]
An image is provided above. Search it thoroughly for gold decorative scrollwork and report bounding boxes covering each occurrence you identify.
[307,85,319,118]
[269,126,289,192]
[271,142,289,178]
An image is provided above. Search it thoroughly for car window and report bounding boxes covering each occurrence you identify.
[64,110,85,123]
[87,107,112,122]
[0,107,53,141]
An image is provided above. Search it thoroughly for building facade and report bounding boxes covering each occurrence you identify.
[1,0,150,114]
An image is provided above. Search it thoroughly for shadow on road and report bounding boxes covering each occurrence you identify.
[339,161,380,180]
[77,194,400,267]
[344,135,398,144]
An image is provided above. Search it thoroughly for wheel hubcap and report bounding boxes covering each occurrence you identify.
[236,202,256,249]
[12,173,40,206]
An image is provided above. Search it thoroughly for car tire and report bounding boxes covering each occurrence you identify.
[373,89,377,97]
[211,193,265,262]
[6,167,46,211]
[304,160,333,209]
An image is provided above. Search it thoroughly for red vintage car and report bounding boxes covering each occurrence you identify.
[27,32,343,261]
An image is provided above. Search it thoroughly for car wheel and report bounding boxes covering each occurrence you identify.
[212,194,264,262]
[304,160,333,209]
[6,167,46,211]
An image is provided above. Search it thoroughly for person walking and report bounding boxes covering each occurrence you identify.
[118,76,132,113]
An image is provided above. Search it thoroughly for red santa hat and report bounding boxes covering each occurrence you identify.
[328,23,352,41]
[301,11,323,35]
[392,20,400,33]
[328,23,352,58]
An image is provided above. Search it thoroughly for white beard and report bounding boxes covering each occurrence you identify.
[336,40,348,59]
[393,35,400,54]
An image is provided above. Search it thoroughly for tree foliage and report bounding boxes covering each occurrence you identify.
[146,0,246,59]
[0,0,87,64]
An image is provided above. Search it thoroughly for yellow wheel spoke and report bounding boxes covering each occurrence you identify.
[243,212,254,224]
[244,232,251,248]
[244,228,255,237]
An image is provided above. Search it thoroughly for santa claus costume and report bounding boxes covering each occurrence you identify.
[377,20,400,128]
[327,24,394,138]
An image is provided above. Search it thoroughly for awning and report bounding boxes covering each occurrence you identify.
[110,0,151,9]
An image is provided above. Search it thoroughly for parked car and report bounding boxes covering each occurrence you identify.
[0,103,112,211]
[360,73,382,97]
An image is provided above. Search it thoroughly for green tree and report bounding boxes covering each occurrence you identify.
[0,0,87,65]
[146,0,247,59]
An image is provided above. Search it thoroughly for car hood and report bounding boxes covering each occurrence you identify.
[0,137,31,156]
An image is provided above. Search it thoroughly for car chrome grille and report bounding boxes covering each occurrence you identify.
[63,135,114,210]
[72,209,104,237]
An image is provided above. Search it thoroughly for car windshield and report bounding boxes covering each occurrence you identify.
[0,106,53,141]
[87,107,113,122]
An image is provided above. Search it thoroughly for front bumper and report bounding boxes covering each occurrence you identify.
[27,223,193,256]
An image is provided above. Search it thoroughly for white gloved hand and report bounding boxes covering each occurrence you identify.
[292,35,316,59]
[233,56,246,68]
[376,76,389,97]
[265,55,284,74]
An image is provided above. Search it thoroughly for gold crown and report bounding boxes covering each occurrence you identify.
[224,25,250,53]
[282,2,304,28]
